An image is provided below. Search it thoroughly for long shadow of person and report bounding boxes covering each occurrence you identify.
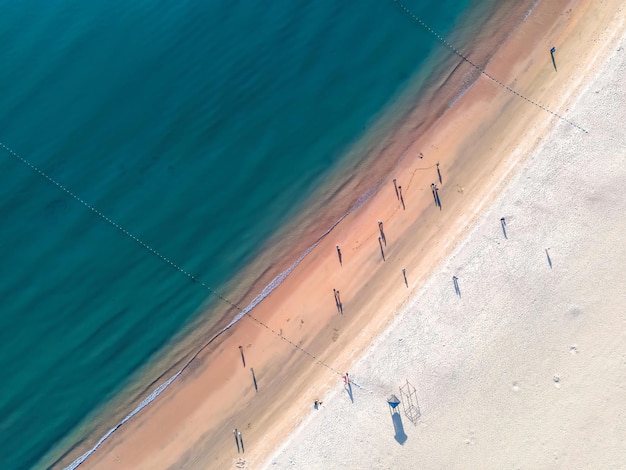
[546,248,552,268]
[345,381,354,403]
[453,276,461,297]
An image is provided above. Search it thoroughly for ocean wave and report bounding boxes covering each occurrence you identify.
[64,371,182,470]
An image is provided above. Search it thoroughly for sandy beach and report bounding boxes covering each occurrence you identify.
[70,0,625,468]
[265,4,626,470]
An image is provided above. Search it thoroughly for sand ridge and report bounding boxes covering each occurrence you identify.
[73,0,625,468]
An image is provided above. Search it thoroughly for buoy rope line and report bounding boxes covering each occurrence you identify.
[0,142,344,382]
[390,0,589,134]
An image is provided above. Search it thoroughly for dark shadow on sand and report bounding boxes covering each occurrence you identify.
[546,249,552,268]
[391,411,407,444]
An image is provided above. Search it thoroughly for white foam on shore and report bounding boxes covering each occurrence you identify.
[64,370,182,470]
[523,0,542,22]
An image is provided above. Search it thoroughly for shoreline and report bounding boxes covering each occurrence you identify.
[44,1,525,467]
[50,0,620,468]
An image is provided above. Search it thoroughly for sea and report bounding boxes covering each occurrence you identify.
[0,0,536,468]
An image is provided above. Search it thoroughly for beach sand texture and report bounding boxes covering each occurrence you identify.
[75,0,625,468]
[266,8,626,470]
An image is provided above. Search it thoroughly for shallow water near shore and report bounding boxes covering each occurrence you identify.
[0,1,530,468]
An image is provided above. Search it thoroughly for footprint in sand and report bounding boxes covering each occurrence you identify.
[568,305,583,317]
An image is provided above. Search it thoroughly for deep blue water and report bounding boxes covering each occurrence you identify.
[0,1,479,468]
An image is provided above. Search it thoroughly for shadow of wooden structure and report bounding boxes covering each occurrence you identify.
[399,380,421,425]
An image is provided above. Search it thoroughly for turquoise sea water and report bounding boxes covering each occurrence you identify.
[0,1,497,468]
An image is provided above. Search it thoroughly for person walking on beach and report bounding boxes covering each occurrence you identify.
[336,290,343,314]
[233,429,240,453]
[378,220,386,245]
[238,345,246,367]
[336,245,342,266]
[333,289,343,313]
[238,431,245,453]
[546,247,553,268]
[343,372,353,402]
[452,276,460,297]
[251,368,258,392]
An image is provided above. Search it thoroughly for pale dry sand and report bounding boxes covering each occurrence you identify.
[75,1,625,469]
[264,9,626,470]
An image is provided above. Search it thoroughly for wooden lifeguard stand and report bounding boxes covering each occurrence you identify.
[399,380,421,425]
